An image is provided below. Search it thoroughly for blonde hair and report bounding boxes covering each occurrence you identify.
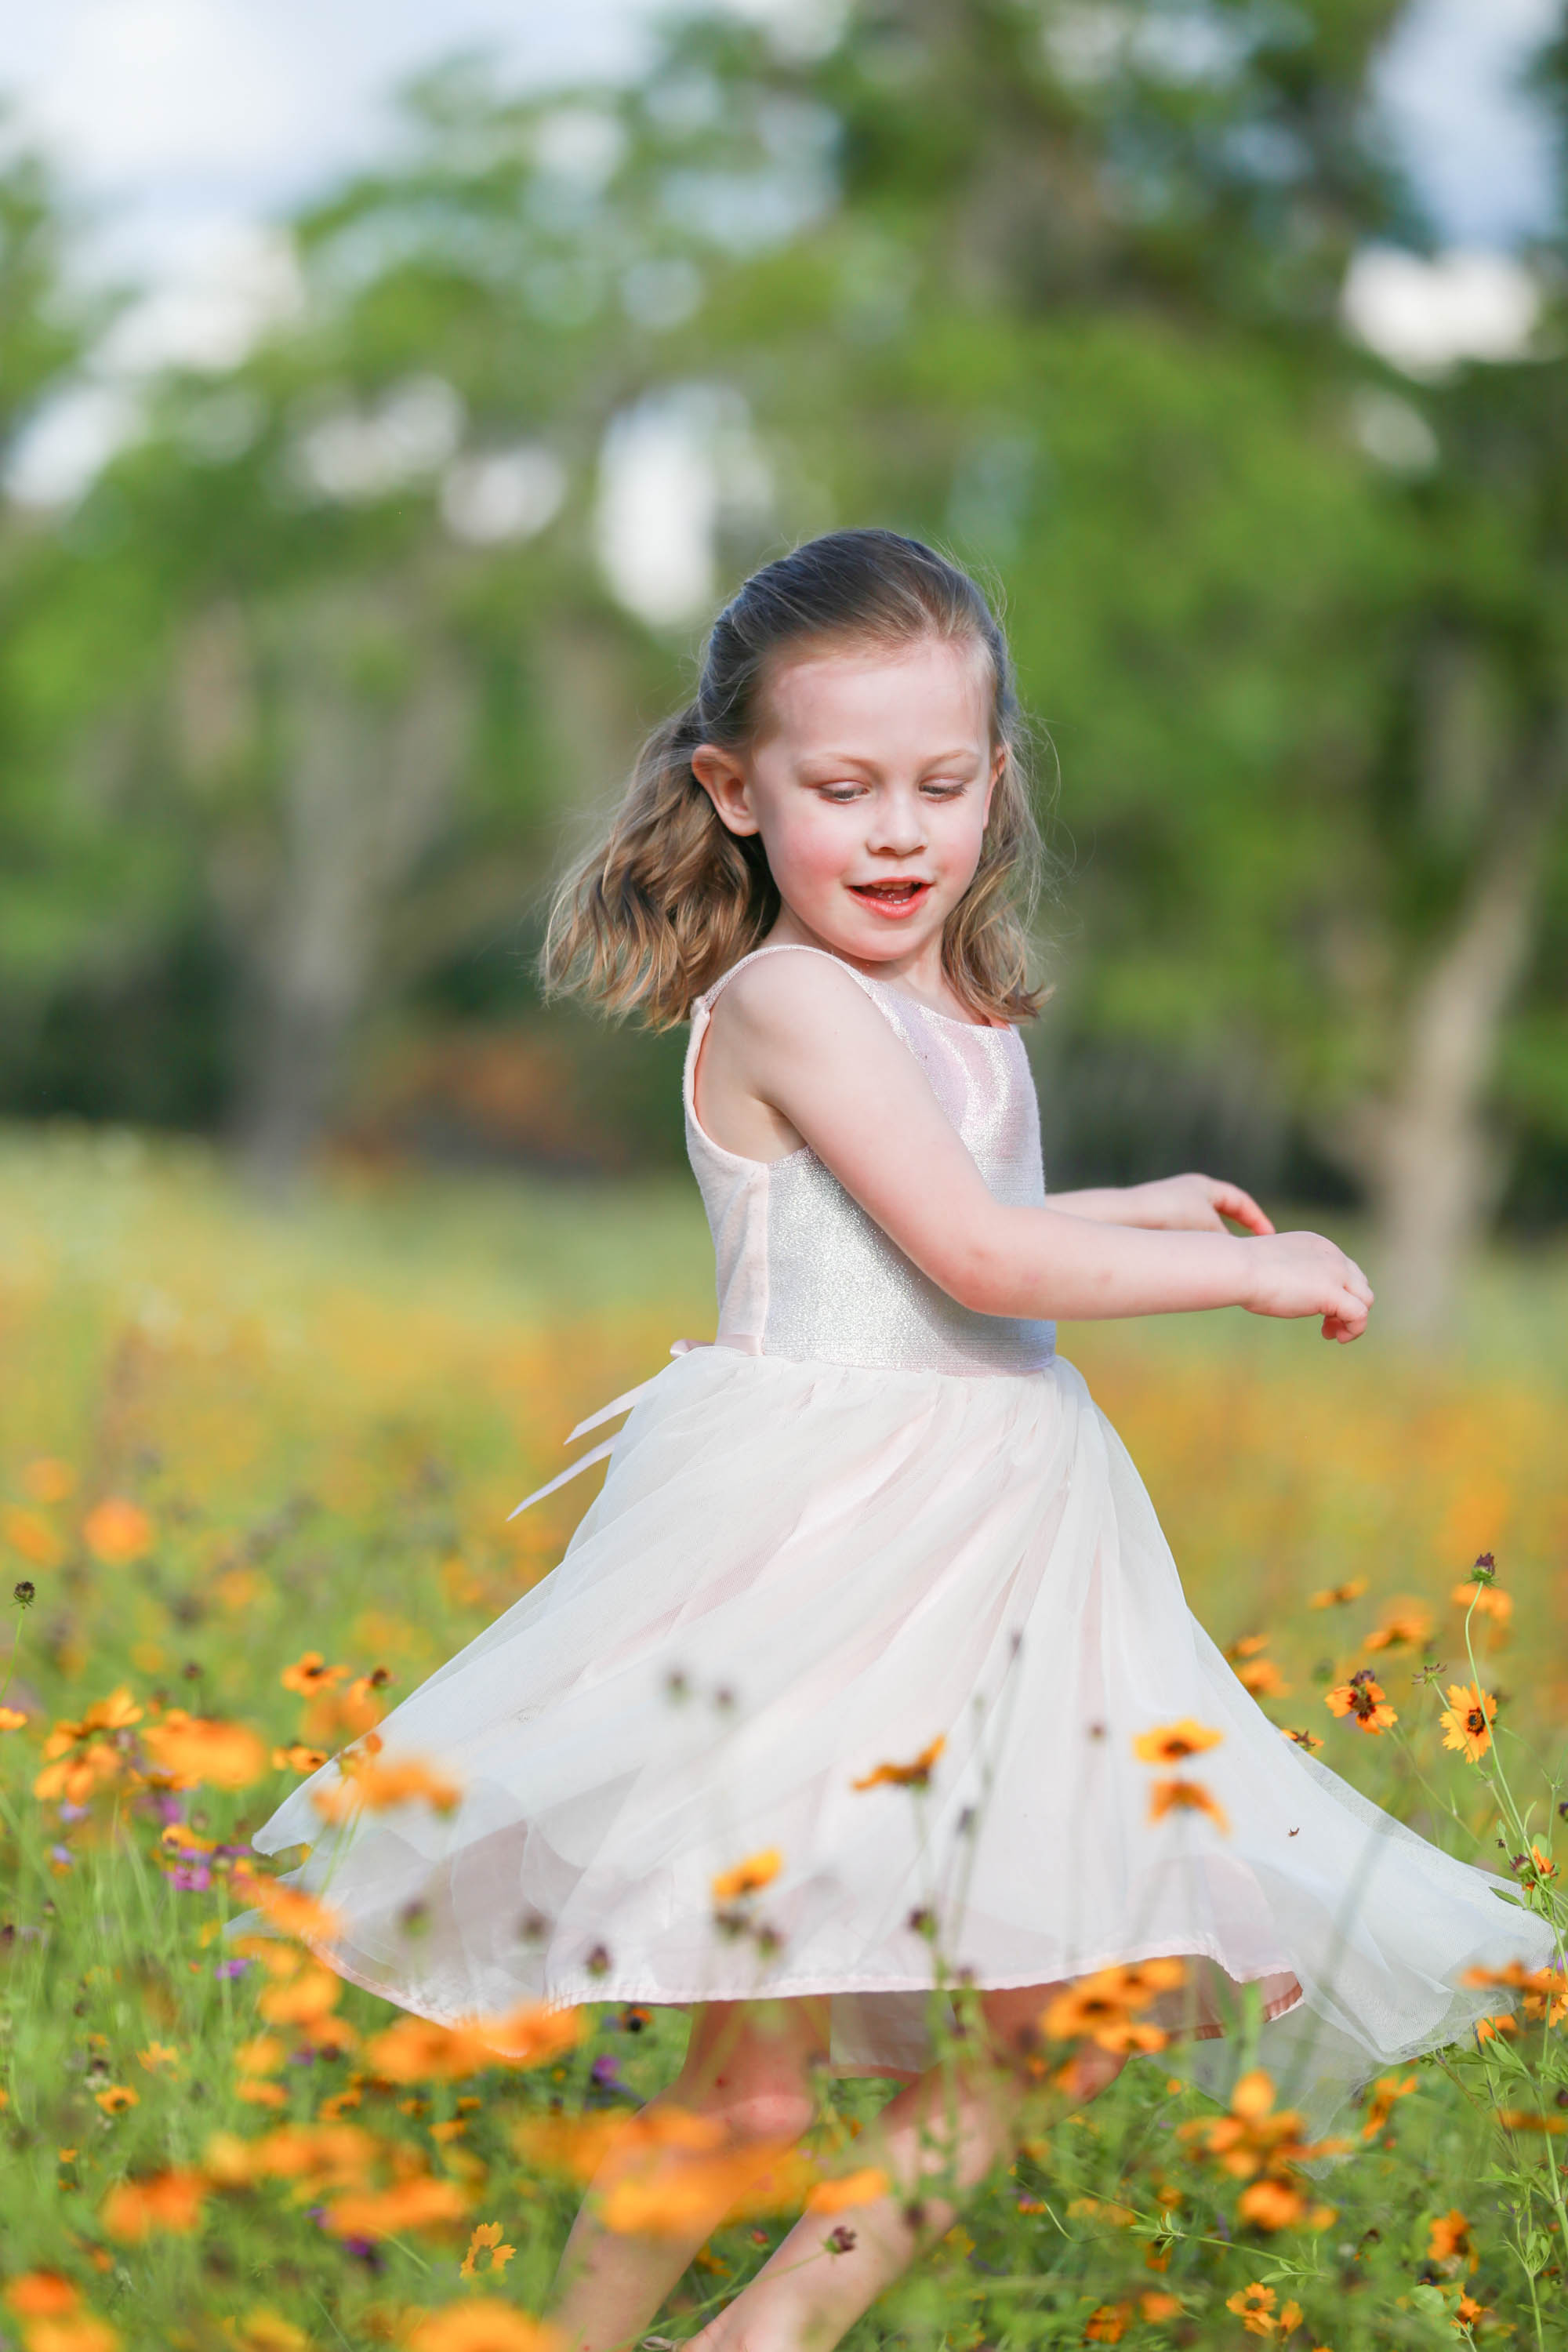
[542,529,1047,1027]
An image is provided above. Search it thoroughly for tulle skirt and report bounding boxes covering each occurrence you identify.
[245,1345,1554,2132]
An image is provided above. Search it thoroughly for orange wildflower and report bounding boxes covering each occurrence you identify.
[1308,1579,1367,1608]
[1140,2292,1181,2321]
[712,1848,783,1901]
[1042,1960,1185,2053]
[1179,2066,1343,2192]
[100,2168,208,2240]
[302,1673,388,1744]
[240,1877,346,1943]
[1428,2209,1476,2270]
[1474,2013,1517,2045]
[513,2104,727,2182]
[258,1966,342,2027]
[1439,1682,1496,1763]
[1235,1657,1290,1698]
[136,2042,180,2072]
[1279,1726,1323,1751]
[313,1751,462,1821]
[34,1686,143,1802]
[364,2001,582,2081]
[82,1497,154,1565]
[203,2121,379,2187]
[273,1743,328,1774]
[598,2144,815,2233]
[1360,2073,1416,2140]
[1364,1601,1433,1652]
[1083,2304,1132,2343]
[1462,1959,1568,2026]
[406,2303,557,2352]
[1132,1719,1224,1766]
[1237,2177,1306,2229]
[805,2166,890,2213]
[1495,2107,1568,2134]
[1324,1673,1396,1733]
[143,1710,268,1790]
[20,2318,121,2352]
[3,1508,64,1567]
[0,1704,28,1730]
[93,2085,138,2115]
[1148,1777,1230,1835]
[324,2176,472,2238]
[1225,2282,1302,2334]
[227,2315,310,2352]
[280,1652,347,1695]
[459,2222,517,2279]
[851,1734,945,1791]
[5,2278,80,2316]
[235,2036,288,2077]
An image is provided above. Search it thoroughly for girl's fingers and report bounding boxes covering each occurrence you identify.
[1214,1181,1274,1237]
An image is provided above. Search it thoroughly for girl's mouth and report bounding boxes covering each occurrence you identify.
[848,879,933,919]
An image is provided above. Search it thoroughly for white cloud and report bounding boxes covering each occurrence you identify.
[1342,246,1541,376]
[27,0,298,183]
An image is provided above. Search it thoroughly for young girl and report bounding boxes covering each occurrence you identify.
[249,532,1553,2351]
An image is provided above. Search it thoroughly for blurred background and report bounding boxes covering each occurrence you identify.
[1,0,1565,1340]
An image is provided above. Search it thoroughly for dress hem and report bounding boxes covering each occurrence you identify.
[278,1922,1306,2054]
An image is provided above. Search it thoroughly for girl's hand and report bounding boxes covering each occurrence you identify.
[1241,1231,1374,1343]
[1122,1174,1275,1237]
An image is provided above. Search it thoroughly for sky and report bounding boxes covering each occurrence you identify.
[0,0,1559,545]
[0,0,1557,291]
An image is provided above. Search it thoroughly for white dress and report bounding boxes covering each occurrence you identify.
[247,942,1554,2128]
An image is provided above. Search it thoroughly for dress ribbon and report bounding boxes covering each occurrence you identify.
[507,1334,762,1520]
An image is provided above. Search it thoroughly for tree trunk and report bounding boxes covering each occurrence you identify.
[227,584,470,1195]
[1341,726,1565,1338]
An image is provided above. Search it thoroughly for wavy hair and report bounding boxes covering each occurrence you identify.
[542,528,1047,1026]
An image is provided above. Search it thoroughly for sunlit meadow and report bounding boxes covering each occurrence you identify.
[1,1127,1565,2352]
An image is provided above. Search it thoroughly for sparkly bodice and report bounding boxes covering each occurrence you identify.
[683,944,1056,1377]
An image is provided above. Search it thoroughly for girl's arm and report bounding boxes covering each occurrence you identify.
[703,957,1371,1341]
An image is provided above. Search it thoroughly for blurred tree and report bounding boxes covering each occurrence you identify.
[2,2,1564,1327]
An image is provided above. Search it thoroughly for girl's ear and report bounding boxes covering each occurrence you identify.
[691,743,761,837]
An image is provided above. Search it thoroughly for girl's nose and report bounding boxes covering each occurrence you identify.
[866,793,927,857]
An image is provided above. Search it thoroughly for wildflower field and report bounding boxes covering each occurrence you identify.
[2,1127,1566,2352]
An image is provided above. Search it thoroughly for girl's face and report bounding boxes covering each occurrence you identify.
[691,635,1004,967]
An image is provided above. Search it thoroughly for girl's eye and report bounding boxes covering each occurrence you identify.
[816,786,865,803]
[921,782,966,799]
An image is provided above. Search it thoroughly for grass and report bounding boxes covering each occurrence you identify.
[0,1123,1565,2352]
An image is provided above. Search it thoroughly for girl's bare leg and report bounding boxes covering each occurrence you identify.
[550,1998,829,2352]
[690,1985,1124,2352]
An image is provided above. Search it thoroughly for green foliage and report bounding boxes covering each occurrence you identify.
[0,0,1563,1243]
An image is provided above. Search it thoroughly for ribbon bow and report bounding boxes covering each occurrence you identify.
[507,1334,760,1520]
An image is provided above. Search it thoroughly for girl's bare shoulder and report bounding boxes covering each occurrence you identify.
[713,946,887,1048]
